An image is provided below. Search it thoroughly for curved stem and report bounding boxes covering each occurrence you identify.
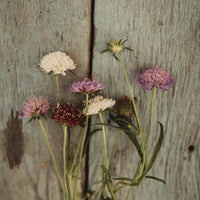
[146,86,156,164]
[108,130,120,171]
[56,74,61,104]
[73,94,89,200]
[116,53,144,140]
[39,119,66,197]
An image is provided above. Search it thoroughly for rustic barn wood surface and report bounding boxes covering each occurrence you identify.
[0,0,200,200]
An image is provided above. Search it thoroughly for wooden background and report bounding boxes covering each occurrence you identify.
[0,0,200,200]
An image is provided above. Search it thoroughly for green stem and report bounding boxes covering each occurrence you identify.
[99,112,107,167]
[56,74,61,103]
[73,94,89,200]
[69,132,83,174]
[108,130,120,171]
[126,188,132,200]
[38,119,66,197]
[146,86,156,164]
[116,53,144,140]
[63,125,69,199]
[99,112,107,198]
[135,135,145,182]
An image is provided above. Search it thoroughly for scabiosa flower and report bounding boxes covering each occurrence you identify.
[114,96,133,117]
[101,39,132,59]
[68,78,105,94]
[18,97,50,120]
[137,67,175,91]
[40,51,76,76]
[52,104,86,127]
[84,96,115,115]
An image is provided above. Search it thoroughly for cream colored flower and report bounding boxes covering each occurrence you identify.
[85,96,115,115]
[40,51,76,75]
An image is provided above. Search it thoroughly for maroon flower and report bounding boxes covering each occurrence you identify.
[18,97,50,119]
[52,104,86,127]
[68,78,105,94]
[137,67,175,91]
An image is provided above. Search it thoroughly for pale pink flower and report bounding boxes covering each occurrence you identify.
[18,97,50,119]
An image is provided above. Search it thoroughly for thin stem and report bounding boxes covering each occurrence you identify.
[56,74,61,104]
[69,132,83,174]
[73,94,89,200]
[99,112,107,198]
[99,112,107,167]
[135,135,145,182]
[146,87,156,163]
[108,130,120,171]
[116,53,144,140]
[126,188,132,200]
[38,119,66,197]
[133,161,142,179]
[63,125,69,198]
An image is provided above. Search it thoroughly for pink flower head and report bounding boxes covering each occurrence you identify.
[68,78,105,94]
[18,97,50,119]
[137,67,175,91]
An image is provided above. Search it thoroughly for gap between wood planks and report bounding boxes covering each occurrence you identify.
[83,0,95,197]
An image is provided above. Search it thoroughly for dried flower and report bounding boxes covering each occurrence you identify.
[85,96,115,115]
[68,78,105,94]
[114,96,133,117]
[101,39,132,59]
[40,51,76,76]
[18,97,50,119]
[137,67,175,91]
[52,104,86,127]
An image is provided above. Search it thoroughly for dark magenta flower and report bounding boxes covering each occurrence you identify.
[52,104,86,127]
[137,67,175,91]
[18,97,50,119]
[68,78,105,94]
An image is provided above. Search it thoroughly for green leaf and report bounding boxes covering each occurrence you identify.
[113,177,133,182]
[109,113,143,159]
[122,39,128,44]
[113,54,119,61]
[83,129,102,156]
[138,122,164,181]
[145,176,166,184]
[92,123,136,135]
[124,47,133,51]
[101,49,110,54]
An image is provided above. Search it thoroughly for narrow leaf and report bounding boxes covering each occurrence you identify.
[110,114,143,159]
[138,122,164,181]
[145,176,166,184]
[101,49,110,54]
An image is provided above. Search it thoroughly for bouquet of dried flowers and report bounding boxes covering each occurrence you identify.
[19,39,174,200]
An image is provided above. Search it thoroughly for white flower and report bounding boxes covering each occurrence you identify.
[85,96,115,115]
[40,51,76,76]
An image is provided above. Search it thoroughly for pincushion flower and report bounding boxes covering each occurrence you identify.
[137,67,175,91]
[101,39,132,60]
[18,97,50,119]
[52,104,86,127]
[40,51,76,76]
[68,78,105,94]
[114,96,133,117]
[84,96,115,115]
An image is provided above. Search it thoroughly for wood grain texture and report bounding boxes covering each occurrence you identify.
[0,0,91,199]
[89,0,200,200]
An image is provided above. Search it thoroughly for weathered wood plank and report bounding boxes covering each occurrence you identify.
[89,0,200,199]
[0,1,91,199]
